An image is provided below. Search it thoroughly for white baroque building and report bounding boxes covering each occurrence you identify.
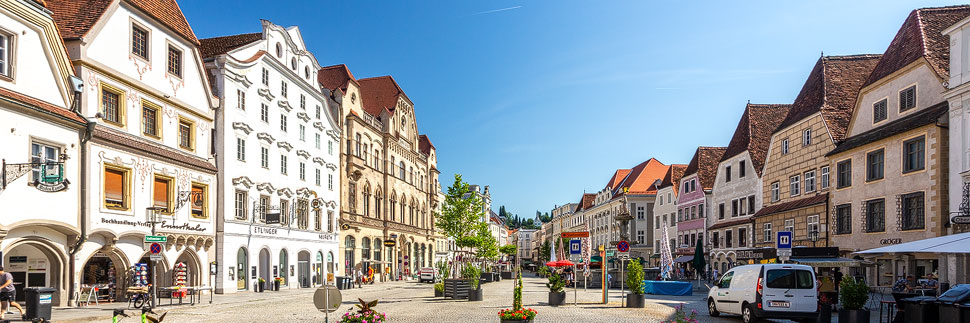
[200,20,341,293]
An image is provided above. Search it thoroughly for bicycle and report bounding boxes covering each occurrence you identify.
[112,306,166,323]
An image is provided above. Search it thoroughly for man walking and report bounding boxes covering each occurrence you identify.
[0,266,26,321]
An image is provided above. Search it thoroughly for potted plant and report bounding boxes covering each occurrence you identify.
[434,282,444,297]
[546,271,566,306]
[626,260,645,308]
[498,270,537,323]
[273,277,283,291]
[500,245,516,280]
[339,298,386,323]
[464,265,483,301]
[838,277,870,323]
[257,277,266,293]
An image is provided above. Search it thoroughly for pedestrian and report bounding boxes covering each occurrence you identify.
[0,266,26,321]
[356,268,363,288]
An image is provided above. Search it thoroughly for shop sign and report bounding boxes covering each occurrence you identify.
[100,218,207,233]
[952,216,970,224]
[736,248,777,260]
[383,240,396,247]
[318,233,337,241]
[252,226,278,235]
[880,238,902,245]
[1,161,68,193]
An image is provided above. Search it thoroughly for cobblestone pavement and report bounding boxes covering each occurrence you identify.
[59,276,763,323]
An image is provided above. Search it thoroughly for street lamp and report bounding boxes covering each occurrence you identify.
[809,229,819,247]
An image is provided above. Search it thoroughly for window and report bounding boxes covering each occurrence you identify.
[804,170,816,193]
[731,200,738,217]
[835,204,851,234]
[281,81,288,97]
[315,133,321,149]
[279,200,289,226]
[656,216,661,229]
[808,215,819,238]
[101,85,124,125]
[739,198,746,215]
[299,124,306,141]
[691,179,696,192]
[142,102,160,138]
[903,136,925,173]
[131,23,149,60]
[167,45,182,77]
[178,118,194,150]
[260,103,268,122]
[261,68,269,85]
[725,230,733,248]
[290,57,297,70]
[305,66,310,80]
[763,223,772,242]
[867,149,884,181]
[820,166,830,189]
[747,195,755,214]
[712,231,720,248]
[782,139,789,154]
[328,140,333,155]
[260,147,269,168]
[315,169,321,186]
[236,138,246,161]
[718,203,725,219]
[873,99,887,123]
[300,94,306,110]
[901,192,925,230]
[328,174,334,190]
[699,204,704,218]
[718,271,734,289]
[315,105,321,119]
[738,227,747,247]
[259,195,269,222]
[190,183,207,218]
[725,165,731,182]
[152,175,173,214]
[399,161,405,179]
[275,43,282,57]
[0,32,12,77]
[765,269,814,289]
[771,182,780,202]
[30,142,60,183]
[899,85,916,112]
[234,190,247,220]
[865,199,885,233]
[103,166,129,210]
[789,175,800,196]
[837,160,852,188]
[803,129,812,146]
[637,230,644,244]
[280,114,288,132]
[782,219,794,234]
[299,162,306,181]
[280,155,287,174]
[739,160,746,178]
[236,89,246,110]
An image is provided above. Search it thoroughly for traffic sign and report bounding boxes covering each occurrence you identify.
[149,242,162,254]
[150,254,162,262]
[777,231,793,249]
[569,239,582,255]
[617,253,630,260]
[605,250,615,257]
[616,240,630,253]
[313,285,342,314]
[145,235,167,243]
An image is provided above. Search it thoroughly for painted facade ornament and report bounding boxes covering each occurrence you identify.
[134,158,152,191]
[129,54,152,80]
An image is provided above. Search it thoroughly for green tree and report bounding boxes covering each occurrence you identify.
[437,174,487,277]
[475,224,499,262]
[539,240,551,263]
[500,244,517,256]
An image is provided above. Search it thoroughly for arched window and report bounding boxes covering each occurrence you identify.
[399,161,405,179]
[279,249,288,285]
[373,150,380,171]
[304,66,310,79]
[373,239,382,263]
[275,43,282,57]
[400,199,406,224]
[375,189,383,218]
[291,57,297,70]
[389,194,397,222]
[237,247,248,290]
[362,185,371,217]
[344,236,356,275]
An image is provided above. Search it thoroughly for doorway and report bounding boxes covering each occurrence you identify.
[298,251,310,288]
[236,248,248,290]
[258,249,271,288]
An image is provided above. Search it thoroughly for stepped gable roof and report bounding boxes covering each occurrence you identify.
[419,135,434,154]
[47,0,199,45]
[722,103,792,177]
[318,64,358,92]
[613,158,669,197]
[776,55,881,143]
[683,147,727,190]
[864,6,970,87]
[199,33,261,58]
[828,101,948,156]
[658,164,688,190]
[357,75,412,117]
[605,169,631,190]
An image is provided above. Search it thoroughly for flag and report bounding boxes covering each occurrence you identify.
[659,223,673,280]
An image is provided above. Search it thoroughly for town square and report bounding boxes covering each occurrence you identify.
[1,1,970,322]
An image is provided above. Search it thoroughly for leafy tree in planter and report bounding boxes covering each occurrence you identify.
[626,260,644,295]
[462,265,481,290]
[546,273,565,293]
[839,277,870,310]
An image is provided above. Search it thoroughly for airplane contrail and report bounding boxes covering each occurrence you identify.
[473,5,522,16]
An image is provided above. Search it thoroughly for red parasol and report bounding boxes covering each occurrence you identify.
[546,259,575,267]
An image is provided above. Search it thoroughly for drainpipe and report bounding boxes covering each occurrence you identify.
[67,75,92,307]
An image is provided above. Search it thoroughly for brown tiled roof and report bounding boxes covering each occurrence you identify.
[92,126,217,173]
[318,64,358,92]
[419,135,434,155]
[605,169,631,190]
[753,193,827,218]
[828,101,948,156]
[0,87,86,124]
[613,158,669,197]
[357,76,411,117]
[683,147,727,190]
[658,164,688,189]
[864,6,970,88]
[709,217,754,230]
[199,33,262,58]
[722,103,792,177]
[47,0,200,45]
[776,55,881,143]
[576,193,595,212]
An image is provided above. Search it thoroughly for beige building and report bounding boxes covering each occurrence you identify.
[319,65,440,280]
[753,55,881,251]
[828,7,963,285]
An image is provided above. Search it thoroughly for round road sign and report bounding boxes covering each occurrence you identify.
[617,240,629,253]
[313,285,342,313]
[150,242,162,254]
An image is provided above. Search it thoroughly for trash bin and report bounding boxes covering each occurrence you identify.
[938,284,970,323]
[903,296,940,323]
[960,303,970,323]
[335,276,351,290]
[25,287,56,321]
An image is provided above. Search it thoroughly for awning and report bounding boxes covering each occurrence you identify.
[789,257,864,267]
[855,232,970,254]
[591,256,602,262]
[673,255,694,263]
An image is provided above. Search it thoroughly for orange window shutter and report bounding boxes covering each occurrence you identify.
[104,169,124,201]
[154,178,169,208]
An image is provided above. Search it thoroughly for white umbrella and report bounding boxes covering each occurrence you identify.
[856,232,970,254]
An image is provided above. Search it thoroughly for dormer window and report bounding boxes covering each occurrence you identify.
[275,43,282,58]
[131,23,149,60]
[899,85,916,112]
[305,66,310,80]
[167,44,182,78]
[351,93,357,104]
[873,99,887,123]
[291,57,297,70]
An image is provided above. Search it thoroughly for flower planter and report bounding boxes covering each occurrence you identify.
[468,287,483,301]
[501,271,513,280]
[273,281,281,291]
[444,279,470,300]
[484,273,495,283]
[548,291,566,306]
[838,309,869,323]
[626,293,645,308]
[434,289,443,297]
[500,320,533,323]
[257,281,265,293]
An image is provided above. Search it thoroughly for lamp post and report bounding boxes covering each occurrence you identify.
[809,229,819,247]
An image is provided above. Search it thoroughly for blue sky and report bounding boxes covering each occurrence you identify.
[182,0,962,218]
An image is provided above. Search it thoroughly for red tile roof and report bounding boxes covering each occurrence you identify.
[658,164,688,191]
[613,158,669,197]
[419,135,434,155]
[47,0,200,45]
[0,87,86,124]
[864,6,970,88]
[199,33,262,58]
[318,64,358,92]
[605,169,631,190]
[576,193,596,212]
[92,126,217,173]
[683,147,727,191]
[722,103,792,177]
[357,75,411,117]
[753,193,828,218]
[776,55,881,143]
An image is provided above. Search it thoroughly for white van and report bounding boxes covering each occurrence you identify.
[707,264,819,323]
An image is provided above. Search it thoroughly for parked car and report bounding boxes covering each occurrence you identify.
[418,267,437,283]
[707,264,819,323]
